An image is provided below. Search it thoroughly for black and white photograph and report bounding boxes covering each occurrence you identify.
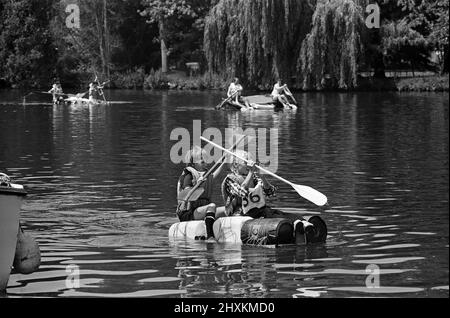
[0,0,448,305]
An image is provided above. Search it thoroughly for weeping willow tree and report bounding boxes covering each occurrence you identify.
[298,0,366,90]
[204,0,316,89]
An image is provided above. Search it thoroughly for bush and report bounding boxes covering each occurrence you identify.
[112,68,146,89]
[141,70,228,90]
[396,75,449,92]
[201,73,228,90]
[144,69,168,89]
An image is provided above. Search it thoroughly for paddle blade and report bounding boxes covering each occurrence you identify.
[215,99,226,110]
[292,184,328,207]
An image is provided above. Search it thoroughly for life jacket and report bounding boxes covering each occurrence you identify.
[242,180,266,215]
[222,174,267,215]
[177,167,213,201]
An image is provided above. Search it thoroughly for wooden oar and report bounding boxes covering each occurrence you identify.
[97,80,110,104]
[284,87,298,105]
[215,90,239,110]
[200,137,328,207]
[178,134,247,203]
[27,91,69,97]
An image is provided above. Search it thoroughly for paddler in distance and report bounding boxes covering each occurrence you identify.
[271,79,295,109]
[48,79,64,105]
[227,78,252,110]
[88,76,106,103]
[88,82,97,103]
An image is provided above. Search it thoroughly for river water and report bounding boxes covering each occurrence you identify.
[0,89,448,298]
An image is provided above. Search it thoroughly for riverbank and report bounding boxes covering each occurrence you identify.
[357,75,449,92]
[2,70,448,93]
[120,71,449,92]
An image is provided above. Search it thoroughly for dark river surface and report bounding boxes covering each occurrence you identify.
[0,89,448,298]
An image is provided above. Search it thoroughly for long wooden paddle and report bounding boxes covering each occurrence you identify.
[26,91,70,98]
[201,137,328,207]
[178,134,247,203]
[284,87,298,105]
[97,80,110,104]
[215,90,239,110]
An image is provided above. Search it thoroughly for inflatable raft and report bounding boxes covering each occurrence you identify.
[169,215,327,246]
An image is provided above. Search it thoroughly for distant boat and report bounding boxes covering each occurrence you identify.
[65,96,109,106]
[223,95,297,111]
[0,174,27,291]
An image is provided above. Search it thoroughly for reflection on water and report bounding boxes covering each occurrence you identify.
[0,90,448,298]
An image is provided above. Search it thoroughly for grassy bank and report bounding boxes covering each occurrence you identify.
[357,75,449,92]
[2,68,448,93]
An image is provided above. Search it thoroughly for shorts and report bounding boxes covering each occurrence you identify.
[178,209,196,222]
[177,198,211,222]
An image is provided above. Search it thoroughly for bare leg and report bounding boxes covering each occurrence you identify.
[216,206,227,219]
[194,205,228,220]
[194,203,216,220]
[195,203,217,239]
[275,96,287,108]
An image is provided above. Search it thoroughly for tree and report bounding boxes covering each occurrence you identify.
[51,0,113,84]
[140,0,198,73]
[0,0,56,87]
[204,0,315,89]
[376,0,449,74]
[298,0,366,90]
[52,0,163,86]
[381,20,430,74]
[113,0,160,72]
[427,0,449,73]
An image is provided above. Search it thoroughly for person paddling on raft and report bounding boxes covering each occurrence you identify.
[177,146,228,240]
[271,79,295,109]
[49,80,64,105]
[221,150,316,244]
[227,78,252,110]
[95,76,106,101]
[88,82,97,103]
[88,82,103,103]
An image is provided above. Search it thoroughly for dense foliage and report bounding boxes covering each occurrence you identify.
[298,0,365,90]
[0,0,56,87]
[0,0,447,89]
[204,0,315,89]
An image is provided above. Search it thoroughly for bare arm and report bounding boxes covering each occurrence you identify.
[242,171,254,190]
[259,173,273,189]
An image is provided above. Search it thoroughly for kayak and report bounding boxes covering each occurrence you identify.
[224,95,297,112]
[169,215,327,246]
